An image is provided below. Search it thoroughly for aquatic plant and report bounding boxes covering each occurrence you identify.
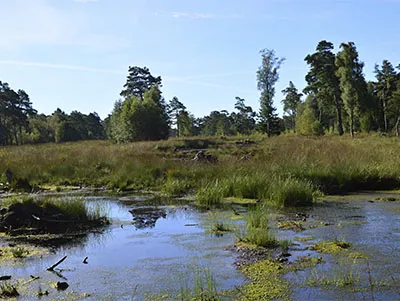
[196,182,225,207]
[179,269,220,301]
[238,260,290,300]
[0,283,19,298]
[11,246,29,258]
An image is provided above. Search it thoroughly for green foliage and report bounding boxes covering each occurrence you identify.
[120,66,162,100]
[257,49,285,137]
[335,42,366,137]
[281,81,302,131]
[109,86,169,142]
[295,100,323,136]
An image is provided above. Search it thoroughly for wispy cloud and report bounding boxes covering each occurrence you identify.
[171,12,215,19]
[0,59,253,93]
[73,0,98,2]
[154,11,241,20]
[0,60,125,75]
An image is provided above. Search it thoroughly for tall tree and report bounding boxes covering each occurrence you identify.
[257,49,285,137]
[120,66,162,100]
[336,42,365,137]
[168,96,186,137]
[374,60,397,132]
[304,41,344,135]
[281,81,302,131]
[232,97,256,135]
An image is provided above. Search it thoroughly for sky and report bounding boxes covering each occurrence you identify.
[0,0,399,119]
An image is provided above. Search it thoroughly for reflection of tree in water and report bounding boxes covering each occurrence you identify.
[129,207,167,229]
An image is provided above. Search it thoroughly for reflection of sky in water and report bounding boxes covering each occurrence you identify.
[3,197,246,300]
[3,193,400,300]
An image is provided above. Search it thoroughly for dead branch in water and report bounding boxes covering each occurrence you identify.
[47,256,67,271]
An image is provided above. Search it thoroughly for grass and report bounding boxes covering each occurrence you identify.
[179,268,220,301]
[0,283,19,298]
[1,135,400,207]
[236,207,279,248]
[210,221,231,235]
[0,196,109,234]
[10,246,29,258]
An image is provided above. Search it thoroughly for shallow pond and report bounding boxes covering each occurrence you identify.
[1,192,400,300]
[1,196,248,300]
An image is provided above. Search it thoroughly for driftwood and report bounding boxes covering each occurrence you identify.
[47,256,67,271]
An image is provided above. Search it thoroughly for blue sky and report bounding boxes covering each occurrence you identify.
[0,0,399,119]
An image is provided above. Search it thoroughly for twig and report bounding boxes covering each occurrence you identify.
[47,256,67,271]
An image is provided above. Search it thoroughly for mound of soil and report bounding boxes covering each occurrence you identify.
[0,202,107,235]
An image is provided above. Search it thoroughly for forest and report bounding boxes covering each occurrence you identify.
[1,40,400,146]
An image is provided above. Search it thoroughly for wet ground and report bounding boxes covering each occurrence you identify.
[1,192,400,300]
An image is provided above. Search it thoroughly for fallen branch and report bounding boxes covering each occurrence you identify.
[47,256,67,271]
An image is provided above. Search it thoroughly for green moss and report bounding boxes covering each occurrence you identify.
[311,240,352,254]
[277,220,305,231]
[238,260,290,300]
[223,197,257,205]
[0,245,48,262]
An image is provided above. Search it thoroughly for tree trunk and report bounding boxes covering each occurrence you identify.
[334,94,344,136]
[395,117,400,137]
[350,110,354,138]
[383,99,388,133]
[267,119,271,138]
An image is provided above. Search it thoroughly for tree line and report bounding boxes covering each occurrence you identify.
[0,81,103,145]
[1,39,400,145]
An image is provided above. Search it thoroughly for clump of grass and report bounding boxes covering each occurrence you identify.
[269,177,316,207]
[311,239,352,254]
[161,178,192,197]
[210,221,231,235]
[179,269,220,301]
[11,246,29,258]
[196,182,225,207]
[0,283,19,298]
[237,208,279,248]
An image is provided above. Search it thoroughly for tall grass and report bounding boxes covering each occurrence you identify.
[1,136,400,207]
[237,207,279,248]
[179,268,220,301]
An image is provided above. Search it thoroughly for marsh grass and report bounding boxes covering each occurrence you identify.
[237,207,279,248]
[1,196,108,224]
[0,283,19,298]
[11,246,29,258]
[210,221,231,235]
[179,269,220,301]
[196,182,225,207]
[2,136,400,205]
